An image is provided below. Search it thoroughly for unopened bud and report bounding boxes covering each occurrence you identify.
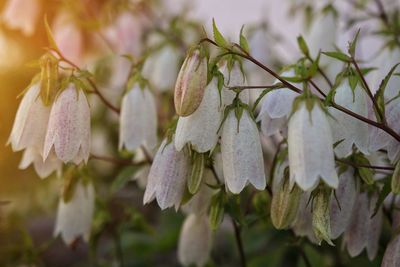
[271,176,302,229]
[174,49,207,117]
[312,187,334,246]
[39,53,59,106]
[392,161,400,194]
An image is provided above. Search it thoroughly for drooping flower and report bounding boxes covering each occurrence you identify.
[54,181,95,245]
[43,85,91,164]
[329,80,369,157]
[8,83,49,152]
[19,147,62,179]
[52,11,83,67]
[178,214,212,267]
[143,138,190,210]
[175,78,221,153]
[174,49,207,116]
[312,188,334,245]
[1,0,40,36]
[256,69,299,136]
[343,192,382,260]
[119,85,158,151]
[329,168,357,239]
[142,44,181,92]
[288,100,338,191]
[221,110,266,194]
[292,193,318,244]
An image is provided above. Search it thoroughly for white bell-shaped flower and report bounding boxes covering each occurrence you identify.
[143,139,190,210]
[54,181,95,245]
[288,100,338,191]
[1,0,40,36]
[175,78,221,153]
[329,80,369,157]
[19,147,62,179]
[221,110,266,194]
[142,45,180,92]
[343,192,382,260]
[256,69,299,136]
[178,214,212,267]
[119,85,158,151]
[329,168,357,239]
[44,85,91,164]
[8,83,50,152]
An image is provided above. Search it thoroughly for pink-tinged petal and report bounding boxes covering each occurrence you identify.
[343,192,368,257]
[330,168,357,239]
[382,235,400,267]
[1,0,40,36]
[366,193,383,260]
[8,84,40,151]
[53,11,83,67]
[44,86,91,164]
[143,139,190,210]
[221,111,266,194]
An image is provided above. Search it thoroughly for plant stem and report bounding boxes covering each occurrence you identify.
[231,218,247,267]
[227,84,285,90]
[54,50,121,114]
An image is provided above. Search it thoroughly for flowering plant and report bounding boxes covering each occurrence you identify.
[3,0,400,266]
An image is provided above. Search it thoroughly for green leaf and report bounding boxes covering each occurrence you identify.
[212,19,227,47]
[44,15,61,54]
[372,177,391,218]
[353,154,375,185]
[322,51,351,62]
[297,35,310,56]
[209,190,225,230]
[239,25,250,54]
[348,29,360,56]
[188,153,205,194]
[376,63,400,115]
[111,166,138,193]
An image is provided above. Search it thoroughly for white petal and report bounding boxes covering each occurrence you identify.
[221,111,266,194]
[329,81,369,157]
[19,148,62,179]
[382,235,400,267]
[8,84,40,151]
[119,87,157,151]
[220,62,249,106]
[175,79,221,152]
[178,214,212,267]
[366,193,383,260]
[288,102,338,191]
[54,181,95,245]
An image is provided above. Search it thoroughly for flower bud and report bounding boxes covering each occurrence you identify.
[312,187,334,246]
[174,49,207,117]
[392,161,400,194]
[39,53,59,106]
[271,176,302,230]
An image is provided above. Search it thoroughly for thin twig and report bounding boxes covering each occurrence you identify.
[227,84,285,90]
[199,38,400,143]
[231,218,247,267]
[53,50,121,114]
[90,154,147,166]
[336,158,394,171]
